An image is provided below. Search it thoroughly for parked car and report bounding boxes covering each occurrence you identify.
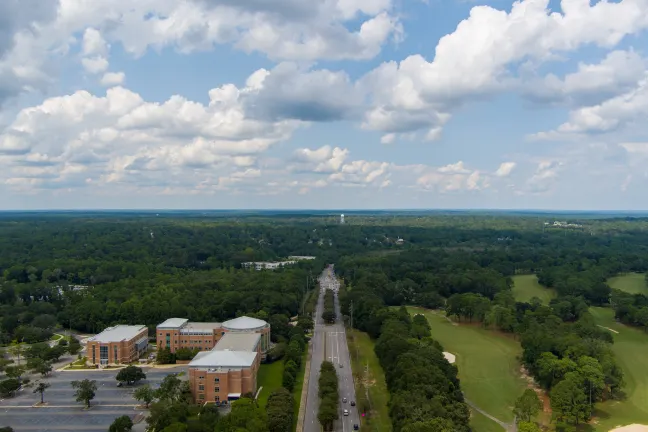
[353,425,359,430]
[339,364,343,368]
[350,401,356,406]
[343,409,349,416]
[343,398,347,403]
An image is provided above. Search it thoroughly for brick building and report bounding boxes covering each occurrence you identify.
[156,316,270,355]
[156,316,270,403]
[188,333,262,403]
[86,325,148,366]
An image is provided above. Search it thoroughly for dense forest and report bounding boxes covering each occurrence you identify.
[2,213,648,430]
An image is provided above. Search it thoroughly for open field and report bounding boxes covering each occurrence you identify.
[256,360,284,409]
[607,273,648,295]
[347,329,391,432]
[408,307,526,426]
[471,410,506,432]
[589,307,648,431]
[511,274,556,304]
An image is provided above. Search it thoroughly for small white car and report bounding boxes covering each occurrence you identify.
[343,409,349,416]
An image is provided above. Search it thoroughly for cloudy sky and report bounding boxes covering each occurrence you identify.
[0,0,647,210]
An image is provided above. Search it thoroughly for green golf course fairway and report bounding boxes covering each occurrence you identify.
[407,307,526,427]
[606,273,648,295]
[511,274,556,304]
[590,307,648,431]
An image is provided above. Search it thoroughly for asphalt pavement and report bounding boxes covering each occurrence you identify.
[0,367,186,432]
[303,265,359,432]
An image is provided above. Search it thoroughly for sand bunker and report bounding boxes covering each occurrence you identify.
[610,425,648,432]
[443,352,456,364]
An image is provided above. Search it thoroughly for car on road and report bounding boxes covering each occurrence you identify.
[343,409,349,416]
[350,400,356,406]
[354,425,359,430]
[339,363,343,368]
[342,398,347,403]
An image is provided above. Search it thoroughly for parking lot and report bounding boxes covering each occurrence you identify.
[1,366,187,431]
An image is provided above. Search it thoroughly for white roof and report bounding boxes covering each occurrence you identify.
[222,316,268,330]
[189,350,258,368]
[157,318,188,329]
[90,325,147,343]
[186,322,222,330]
[214,333,261,352]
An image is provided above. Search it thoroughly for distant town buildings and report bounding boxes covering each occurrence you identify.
[241,261,297,270]
[340,214,345,224]
[544,221,584,228]
[242,255,316,270]
[86,325,148,366]
[157,316,271,404]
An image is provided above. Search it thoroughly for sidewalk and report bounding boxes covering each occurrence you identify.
[295,340,313,432]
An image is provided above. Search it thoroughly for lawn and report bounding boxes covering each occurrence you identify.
[408,307,527,426]
[607,273,648,295]
[470,411,505,432]
[511,274,556,304]
[589,307,648,431]
[347,329,391,432]
[256,360,284,409]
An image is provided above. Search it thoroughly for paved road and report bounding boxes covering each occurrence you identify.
[1,367,186,432]
[303,268,327,432]
[303,265,359,432]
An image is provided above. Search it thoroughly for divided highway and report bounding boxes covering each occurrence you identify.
[303,265,359,432]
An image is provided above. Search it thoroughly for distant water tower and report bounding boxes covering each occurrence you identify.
[340,214,345,224]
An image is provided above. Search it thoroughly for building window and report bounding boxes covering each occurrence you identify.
[214,378,219,383]
[215,396,220,402]
[114,346,118,363]
[221,332,225,335]
[92,345,96,364]
[199,385,204,391]
[215,387,219,392]
[100,345,108,362]
[199,394,205,400]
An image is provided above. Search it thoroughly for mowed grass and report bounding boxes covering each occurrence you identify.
[511,274,556,304]
[470,411,505,432]
[347,329,392,432]
[607,273,648,295]
[257,360,284,409]
[408,307,526,425]
[589,307,648,431]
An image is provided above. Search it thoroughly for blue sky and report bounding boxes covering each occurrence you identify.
[0,0,647,210]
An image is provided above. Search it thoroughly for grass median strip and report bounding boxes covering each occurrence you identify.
[347,328,391,432]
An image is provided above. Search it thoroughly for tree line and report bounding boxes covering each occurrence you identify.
[317,361,340,431]
[341,281,471,432]
[322,290,336,324]
[612,288,648,330]
[335,228,646,430]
